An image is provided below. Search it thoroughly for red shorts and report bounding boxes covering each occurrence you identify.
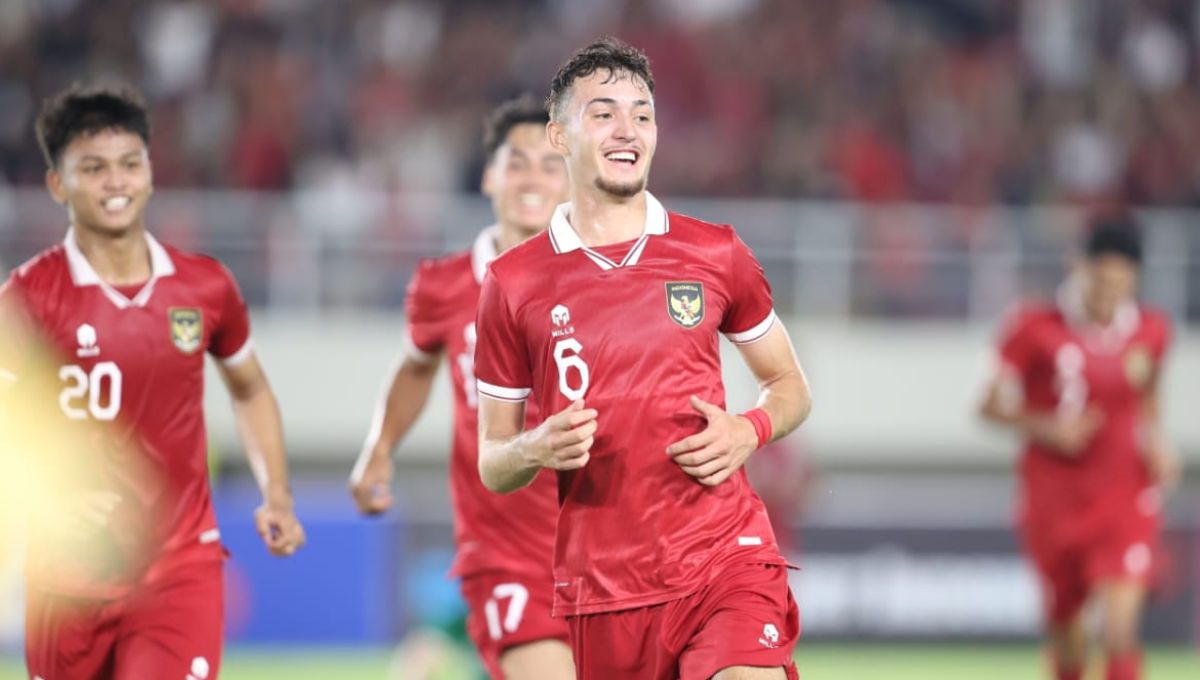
[1023,504,1162,624]
[567,562,800,680]
[25,560,223,680]
[460,571,569,678]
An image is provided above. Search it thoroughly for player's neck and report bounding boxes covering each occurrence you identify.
[494,223,537,254]
[73,223,153,286]
[567,188,646,247]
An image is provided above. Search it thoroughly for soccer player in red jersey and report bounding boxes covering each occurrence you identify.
[0,85,306,680]
[473,39,813,680]
[348,94,573,678]
[979,222,1178,680]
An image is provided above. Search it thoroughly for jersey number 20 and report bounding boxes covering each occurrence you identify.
[59,362,122,421]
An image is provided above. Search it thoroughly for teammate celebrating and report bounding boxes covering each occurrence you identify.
[474,39,812,680]
[979,222,1178,680]
[1,85,305,679]
[349,95,573,678]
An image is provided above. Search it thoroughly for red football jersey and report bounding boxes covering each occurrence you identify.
[2,229,251,598]
[405,226,557,578]
[474,194,787,616]
[993,288,1172,546]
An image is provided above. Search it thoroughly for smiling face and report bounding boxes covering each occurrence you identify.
[548,68,657,199]
[483,122,569,236]
[47,128,153,236]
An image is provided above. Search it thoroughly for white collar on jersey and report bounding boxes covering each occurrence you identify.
[63,227,176,309]
[1056,274,1140,348]
[471,225,500,284]
[547,191,669,270]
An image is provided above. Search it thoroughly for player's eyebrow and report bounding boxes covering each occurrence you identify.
[584,97,653,109]
[77,150,143,164]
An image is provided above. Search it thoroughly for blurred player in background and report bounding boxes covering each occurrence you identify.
[979,222,1178,680]
[349,94,572,679]
[475,39,812,680]
[0,85,306,680]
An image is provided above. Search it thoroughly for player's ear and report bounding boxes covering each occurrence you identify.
[547,119,569,157]
[45,169,66,205]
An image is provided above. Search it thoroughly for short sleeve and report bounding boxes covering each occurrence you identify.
[474,270,532,402]
[720,231,778,344]
[994,307,1038,377]
[208,265,253,365]
[404,261,445,362]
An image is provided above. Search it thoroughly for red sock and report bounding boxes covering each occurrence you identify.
[1106,651,1142,680]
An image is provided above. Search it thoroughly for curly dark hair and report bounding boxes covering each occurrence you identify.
[35,84,151,169]
[546,37,654,119]
[482,93,550,162]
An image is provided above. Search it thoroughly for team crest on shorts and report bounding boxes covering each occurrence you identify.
[169,308,203,354]
[1123,344,1153,388]
[665,282,704,328]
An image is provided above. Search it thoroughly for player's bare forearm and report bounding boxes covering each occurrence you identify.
[479,431,543,493]
[479,397,597,493]
[359,354,440,462]
[218,355,293,496]
[752,368,811,444]
[666,324,811,487]
[349,353,440,513]
[1141,374,1181,487]
[219,353,306,555]
[478,396,539,493]
[737,322,812,443]
[978,376,1100,456]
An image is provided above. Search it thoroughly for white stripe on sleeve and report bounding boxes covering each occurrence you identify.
[725,309,778,345]
[477,380,531,402]
[220,338,255,368]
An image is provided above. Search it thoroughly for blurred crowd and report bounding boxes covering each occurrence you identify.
[3,0,1200,208]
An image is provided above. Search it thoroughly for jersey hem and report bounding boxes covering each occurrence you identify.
[553,584,700,618]
[552,555,791,617]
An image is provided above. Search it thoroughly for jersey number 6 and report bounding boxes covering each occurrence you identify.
[553,338,590,401]
[58,362,123,421]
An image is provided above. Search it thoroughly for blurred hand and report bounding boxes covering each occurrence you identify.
[665,396,759,487]
[349,451,394,515]
[1041,408,1104,456]
[255,488,306,557]
[1145,439,1182,491]
[525,400,598,472]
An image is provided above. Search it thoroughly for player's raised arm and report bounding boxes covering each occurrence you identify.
[216,353,306,557]
[349,349,441,514]
[478,397,597,493]
[666,322,811,486]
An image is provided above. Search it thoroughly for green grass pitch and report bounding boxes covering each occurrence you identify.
[2,644,1197,679]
